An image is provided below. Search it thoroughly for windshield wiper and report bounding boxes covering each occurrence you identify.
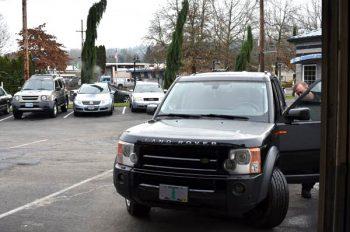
[156,113,201,119]
[198,114,249,120]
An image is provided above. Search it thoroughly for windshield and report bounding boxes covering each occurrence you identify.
[22,79,54,91]
[79,84,109,94]
[158,81,269,122]
[134,84,162,93]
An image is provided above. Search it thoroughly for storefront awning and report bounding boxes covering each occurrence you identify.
[290,53,322,64]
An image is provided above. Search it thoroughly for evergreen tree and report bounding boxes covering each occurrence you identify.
[163,0,189,89]
[81,0,107,84]
[96,45,106,75]
[235,25,253,71]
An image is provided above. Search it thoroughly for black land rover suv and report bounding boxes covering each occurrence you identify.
[113,72,321,228]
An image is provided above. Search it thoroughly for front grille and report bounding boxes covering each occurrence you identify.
[82,101,101,105]
[138,144,230,176]
[22,96,39,101]
[144,98,159,101]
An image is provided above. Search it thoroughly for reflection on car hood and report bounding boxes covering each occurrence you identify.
[120,119,275,147]
[75,93,111,101]
[17,90,53,96]
[132,92,164,99]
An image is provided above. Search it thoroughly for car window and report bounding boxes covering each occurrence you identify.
[134,84,162,93]
[58,80,64,89]
[0,88,4,96]
[79,84,109,94]
[292,81,321,121]
[159,81,269,122]
[23,79,54,91]
[55,81,60,90]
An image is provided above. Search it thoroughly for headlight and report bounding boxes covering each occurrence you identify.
[14,95,21,101]
[133,96,143,101]
[74,100,83,105]
[41,95,49,101]
[101,99,111,105]
[224,148,261,174]
[117,141,137,167]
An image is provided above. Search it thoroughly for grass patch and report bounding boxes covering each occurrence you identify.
[114,102,129,107]
[285,95,295,100]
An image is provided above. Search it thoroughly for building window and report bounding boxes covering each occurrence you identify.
[303,65,317,85]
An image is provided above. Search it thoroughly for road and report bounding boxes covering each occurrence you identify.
[0,109,318,232]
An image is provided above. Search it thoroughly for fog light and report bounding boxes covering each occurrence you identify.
[130,153,138,164]
[223,159,236,171]
[232,183,246,196]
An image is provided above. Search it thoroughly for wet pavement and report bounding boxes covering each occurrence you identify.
[0,108,318,232]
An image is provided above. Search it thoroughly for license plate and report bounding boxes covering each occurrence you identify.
[87,106,95,110]
[159,184,188,203]
[25,103,34,108]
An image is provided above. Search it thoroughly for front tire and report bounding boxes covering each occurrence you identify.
[125,199,150,217]
[50,102,58,118]
[74,111,80,117]
[246,168,289,229]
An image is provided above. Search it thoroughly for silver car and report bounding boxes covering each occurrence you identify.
[73,83,115,116]
[130,82,165,112]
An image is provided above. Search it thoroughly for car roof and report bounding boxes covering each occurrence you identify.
[177,72,272,82]
[30,74,62,81]
[135,81,159,85]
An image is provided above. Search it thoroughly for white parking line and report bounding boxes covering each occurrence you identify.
[9,139,48,149]
[0,115,13,122]
[122,107,126,114]
[0,170,112,220]
[63,111,74,119]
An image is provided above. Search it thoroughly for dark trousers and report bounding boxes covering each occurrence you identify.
[302,182,315,191]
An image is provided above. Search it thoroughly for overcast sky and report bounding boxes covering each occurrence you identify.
[0,0,164,51]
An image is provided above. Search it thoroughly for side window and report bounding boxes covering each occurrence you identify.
[59,80,65,89]
[55,81,60,90]
[0,88,4,96]
[293,81,321,121]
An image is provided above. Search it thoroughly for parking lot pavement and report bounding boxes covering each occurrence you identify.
[0,109,318,232]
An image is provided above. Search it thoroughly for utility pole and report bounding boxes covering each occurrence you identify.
[259,0,265,72]
[22,0,30,80]
[76,20,85,50]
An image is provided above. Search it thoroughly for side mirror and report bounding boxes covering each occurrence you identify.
[18,87,22,91]
[163,89,168,94]
[111,90,116,95]
[146,104,158,115]
[286,107,310,121]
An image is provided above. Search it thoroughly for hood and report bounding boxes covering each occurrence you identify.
[120,119,275,148]
[75,93,111,101]
[132,92,164,99]
[17,90,53,96]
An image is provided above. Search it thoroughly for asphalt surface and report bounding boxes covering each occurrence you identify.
[0,108,318,232]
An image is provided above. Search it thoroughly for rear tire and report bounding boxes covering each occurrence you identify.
[61,98,68,113]
[50,102,58,118]
[13,110,23,119]
[4,104,10,114]
[245,168,289,229]
[125,199,150,217]
[108,104,114,116]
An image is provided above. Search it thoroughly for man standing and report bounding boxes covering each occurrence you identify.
[293,81,316,199]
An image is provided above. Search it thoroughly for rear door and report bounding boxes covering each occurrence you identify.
[274,81,321,183]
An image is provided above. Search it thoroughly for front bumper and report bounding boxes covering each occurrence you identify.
[74,103,112,113]
[114,164,264,216]
[12,101,55,112]
[132,101,160,109]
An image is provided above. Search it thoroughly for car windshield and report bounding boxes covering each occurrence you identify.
[134,84,162,93]
[79,84,109,94]
[22,79,54,91]
[158,81,269,122]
